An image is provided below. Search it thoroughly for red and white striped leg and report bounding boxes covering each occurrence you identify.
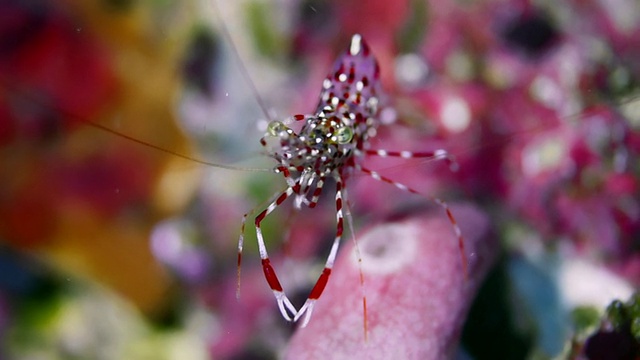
[251,186,298,321]
[364,148,459,171]
[237,185,291,298]
[306,176,325,208]
[275,166,297,190]
[294,175,326,209]
[356,164,468,278]
[236,213,249,299]
[294,179,346,327]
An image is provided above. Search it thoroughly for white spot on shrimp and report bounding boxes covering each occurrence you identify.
[394,183,408,191]
[434,149,447,158]
[350,34,362,56]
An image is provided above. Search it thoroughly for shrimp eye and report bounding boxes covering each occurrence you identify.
[267,121,288,136]
[336,126,353,144]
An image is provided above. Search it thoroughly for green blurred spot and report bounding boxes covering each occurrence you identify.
[397,0,428,53]
[571,306,600,334]
[245,1,286,60]
[627,292,640,341]
[104,0,136,12]
[631,317,640,341]
[607,299,628,329]
[627,292,640,319]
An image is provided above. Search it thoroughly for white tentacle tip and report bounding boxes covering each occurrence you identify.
[274,291,297,322]
[294,299,317,328]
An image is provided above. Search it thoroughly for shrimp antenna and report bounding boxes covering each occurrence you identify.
[3,80,272,173]
[86,121,272,173]
[209,0,276,122]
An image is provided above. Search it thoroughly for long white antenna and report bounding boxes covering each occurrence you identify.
[4,80,272,173]
[87,120,272,172]
[209,0,276,122]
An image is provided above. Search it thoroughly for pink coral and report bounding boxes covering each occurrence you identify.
[286,204,494,359]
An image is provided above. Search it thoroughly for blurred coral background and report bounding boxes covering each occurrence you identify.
[0,0,638,359]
